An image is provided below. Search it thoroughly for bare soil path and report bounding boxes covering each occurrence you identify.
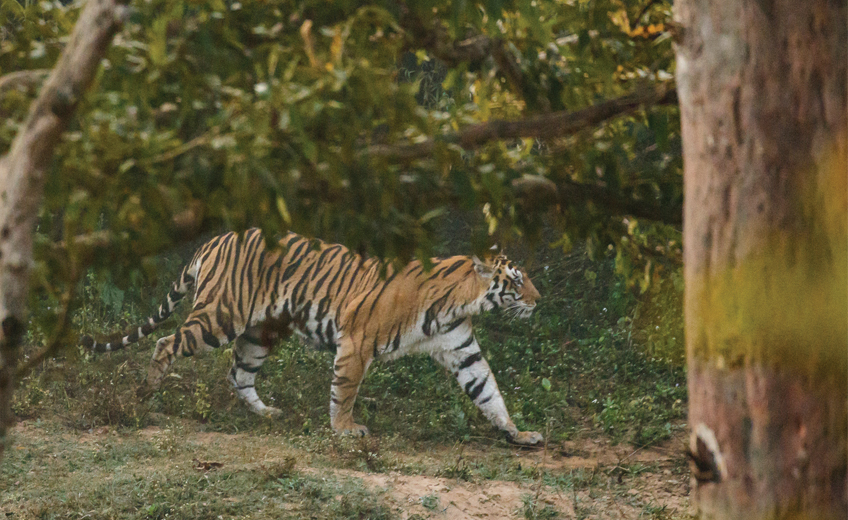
[4,419,690,519]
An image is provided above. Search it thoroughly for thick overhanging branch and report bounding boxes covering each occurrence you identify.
[512,174,682,226]
[0,0,127,462]
[367,84,677,162]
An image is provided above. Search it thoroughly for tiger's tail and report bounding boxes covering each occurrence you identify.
[81,256,199,353]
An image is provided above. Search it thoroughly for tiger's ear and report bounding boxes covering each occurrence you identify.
[488,244,503,258]
[473,256,494,279]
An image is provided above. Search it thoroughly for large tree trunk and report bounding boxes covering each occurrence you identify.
[675,0,847,519]
[0,0,125,462]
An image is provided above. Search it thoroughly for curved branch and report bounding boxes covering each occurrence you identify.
[43,200,205,265]
[367,84,677,162]
[422,33,496,65]
[0,70,50,98]
[399,6,495,66]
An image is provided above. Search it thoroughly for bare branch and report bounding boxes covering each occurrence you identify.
[148,127,221,165]
[416,32,496,65]
[367,84,678,162]
[0,0,127,462]
[15,283,75,380]
[364,84,680,224]
[490,40,528,106]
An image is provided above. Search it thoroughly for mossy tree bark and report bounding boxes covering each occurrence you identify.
[675,0,847,518]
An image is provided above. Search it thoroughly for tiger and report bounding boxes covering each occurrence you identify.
[82,228,544,445]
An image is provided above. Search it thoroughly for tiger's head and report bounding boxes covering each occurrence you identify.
[473,254,541,318]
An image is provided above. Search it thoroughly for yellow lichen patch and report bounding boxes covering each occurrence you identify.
[688,137,847,386]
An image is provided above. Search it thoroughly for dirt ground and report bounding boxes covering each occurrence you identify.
[324,440,688,519]
[157,423,689,519]
[7,420,691,519]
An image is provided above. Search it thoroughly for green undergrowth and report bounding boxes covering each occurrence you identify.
[7,245,688,518]
[1,424,392,519]
[14,245,685,446]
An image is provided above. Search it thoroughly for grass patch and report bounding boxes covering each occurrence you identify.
[522,493,560,519]
[8,242,688,518]
[2,421,394,520]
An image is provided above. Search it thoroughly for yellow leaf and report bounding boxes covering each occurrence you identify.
[483,203,498,235]
[276,196,292,225]
[300,20,320,69]
[608,9,631,34]
[330,26,343,64]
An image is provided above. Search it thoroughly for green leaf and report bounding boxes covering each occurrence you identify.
[419,207,446,223]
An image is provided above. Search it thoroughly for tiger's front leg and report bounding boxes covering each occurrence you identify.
[431,327,543,445]
[228,327,280,418]
[329,339,372,437]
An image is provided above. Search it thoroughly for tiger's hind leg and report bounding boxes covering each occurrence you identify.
[228,327,280,417]
[142,313,230,397]
[148,334,179,387]
[137,334,179,399]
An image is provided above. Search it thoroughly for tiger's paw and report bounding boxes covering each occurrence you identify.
[260,406,283,418]
[336,424,370,437]
[510,430,544,446]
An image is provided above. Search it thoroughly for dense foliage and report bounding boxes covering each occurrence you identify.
[2,6,688,511]
[1,5,685,474]
[2,0,680,335]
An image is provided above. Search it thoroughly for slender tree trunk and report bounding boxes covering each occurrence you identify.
[0,0,126,462]
[675,0,847,519]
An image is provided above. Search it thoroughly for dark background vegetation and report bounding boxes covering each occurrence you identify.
[2,0,690,517]
[1,0,686,449]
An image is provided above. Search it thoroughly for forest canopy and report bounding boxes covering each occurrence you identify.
[0,0,681,330]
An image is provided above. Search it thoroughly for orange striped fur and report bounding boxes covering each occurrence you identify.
[83,229,543,444]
